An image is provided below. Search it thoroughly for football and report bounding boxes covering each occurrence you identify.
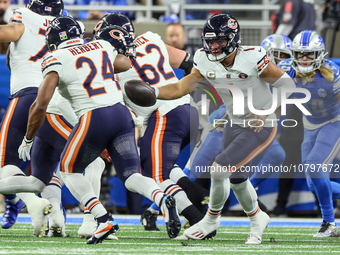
[124,80,157,107]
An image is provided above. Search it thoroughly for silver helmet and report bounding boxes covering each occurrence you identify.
[261,34,292,64]
[291,30,326,73]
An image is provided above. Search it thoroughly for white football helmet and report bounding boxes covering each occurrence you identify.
[291,30,327,73]
[261,34,292,64]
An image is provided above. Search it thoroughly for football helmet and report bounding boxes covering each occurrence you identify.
[46,16,82,51]
[27,0,64,17]
[93,12,135,38]
[201,13,241,62]
[291,30,327,73]
[261,34,292,64]
[94,25,136,58]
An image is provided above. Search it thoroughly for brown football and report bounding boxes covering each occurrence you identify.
[124,80,157,107]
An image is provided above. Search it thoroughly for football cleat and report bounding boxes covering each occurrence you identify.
[27,198,53,237]
[245,210,271,244]
[78,216,97,239]
[1,199,25,229]
[183,214,220,240]
[87,220,119,244]
[160,195,181,238]
[47,207,66,237]
[140,209,160,231]
[313,221,339,238]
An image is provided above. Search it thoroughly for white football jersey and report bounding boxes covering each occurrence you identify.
[42,39,123,119]
[194,46,277,128]
[117,31,190,124]
[9,8,55,95]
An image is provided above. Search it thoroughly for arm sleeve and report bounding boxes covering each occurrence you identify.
[42,54,62,77]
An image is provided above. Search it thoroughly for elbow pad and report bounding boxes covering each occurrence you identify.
[179,52,193,76]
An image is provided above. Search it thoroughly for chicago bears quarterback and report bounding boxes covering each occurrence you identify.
[0,0,64,236]
[154,13,297,243]
[278,30,340,237]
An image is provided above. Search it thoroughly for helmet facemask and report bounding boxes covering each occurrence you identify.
[269,48,292,64]
[292,49,326,73]
[202,32,239,62]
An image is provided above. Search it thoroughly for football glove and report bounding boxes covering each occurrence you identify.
[18,136,34,161]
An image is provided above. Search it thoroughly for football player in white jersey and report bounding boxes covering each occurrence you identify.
[18,16,181,244]
[151,14,297,243]
[95,13,213,235]
[0,19,108,238]
[0,0,64,236]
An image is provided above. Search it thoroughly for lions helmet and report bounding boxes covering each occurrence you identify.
[94,25,136,58]
[261,34,292,64]
[201,13,241,62]
[291,30,326,73]
[46,16,82,51]
[27,0,64,17]
[93,12,135,38]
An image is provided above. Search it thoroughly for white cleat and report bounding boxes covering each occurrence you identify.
[48,208,66,237]
[245,210,271,244]
[183,214,220,240]
[313,221,339,238]
[78,217,97,239]
[27,198,53,237]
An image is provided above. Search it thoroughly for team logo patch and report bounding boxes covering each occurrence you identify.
[59,31,67,40]
[318,88,327,98]
[226,74,231,79]
[238,73,248,79]
[207,71,216,79]
[228,19,237,29]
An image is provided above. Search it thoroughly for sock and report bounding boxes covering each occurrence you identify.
[0,175,45,194]
[170,166,209,212]
[41,172,62,211]
[124,173,166,207]
[84,157,105,198]
[230,179,258,214]
[158,179,191,213]
[0,165,43,207]
[181,205,204,226]
[59,172,107,219]
[310,177,334,223]
[208,178,230,212]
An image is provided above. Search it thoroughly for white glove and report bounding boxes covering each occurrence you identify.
[18,136,34,161]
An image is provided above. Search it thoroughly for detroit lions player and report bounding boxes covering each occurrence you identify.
[278,30,340,237]
[149,13,297,243]
[261,34,292,65]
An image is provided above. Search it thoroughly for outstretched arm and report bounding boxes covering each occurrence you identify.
[157,67,203,100]
[166,44,193,76]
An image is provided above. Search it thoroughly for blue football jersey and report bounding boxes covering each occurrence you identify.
[278,59,340,124]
